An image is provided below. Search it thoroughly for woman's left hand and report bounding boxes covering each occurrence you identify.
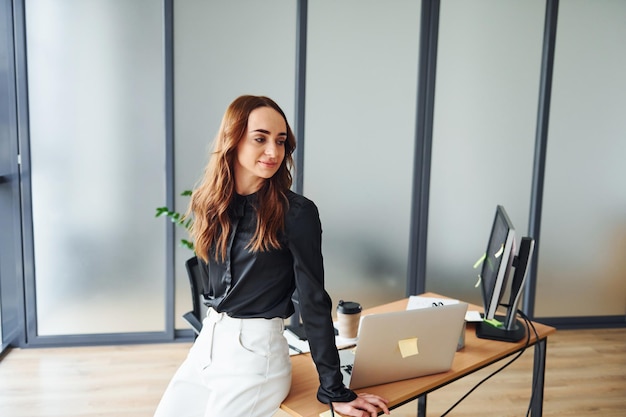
[332,392,390,417]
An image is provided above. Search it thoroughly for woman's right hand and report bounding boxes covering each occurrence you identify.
[332,392,390,417]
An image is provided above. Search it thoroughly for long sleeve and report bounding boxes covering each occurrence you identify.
[285,194,357,404]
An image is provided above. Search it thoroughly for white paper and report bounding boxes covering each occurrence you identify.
[406,295,459,310]
[284,326,359,356]
[465,310,484,322]
[407,295,479,322]
[284,329,311,355]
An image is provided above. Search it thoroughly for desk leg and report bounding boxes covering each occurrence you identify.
[531,338,548,416]
[417,395,426,417]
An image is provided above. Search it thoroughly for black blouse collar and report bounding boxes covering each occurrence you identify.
[232,192,258,217]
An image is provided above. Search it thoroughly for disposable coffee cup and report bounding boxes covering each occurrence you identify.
[336,300,362,339]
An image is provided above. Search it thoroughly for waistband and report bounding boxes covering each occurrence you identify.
[205,308,284,332]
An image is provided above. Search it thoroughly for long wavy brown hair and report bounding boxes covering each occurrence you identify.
[189,95,296,263]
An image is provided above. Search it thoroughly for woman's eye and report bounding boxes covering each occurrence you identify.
[254,137,265,143]
[277,140,286,146]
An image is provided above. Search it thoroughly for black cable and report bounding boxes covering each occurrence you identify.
[329,400,335,417]
[439,308,533,417]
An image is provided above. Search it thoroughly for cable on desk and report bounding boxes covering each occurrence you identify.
[439,307,533,417]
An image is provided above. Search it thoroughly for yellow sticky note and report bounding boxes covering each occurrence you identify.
[473,253,486,269]
[475,274,482,288]
[398,337,419,358]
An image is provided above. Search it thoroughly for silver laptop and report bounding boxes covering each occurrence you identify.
[339,302,468,389]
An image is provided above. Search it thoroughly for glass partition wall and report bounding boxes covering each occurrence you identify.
[536,0,626,318]
[172,0,297,328]
[428,0,626,323]
[304,0,421,311]
[25,0,167,338]
[426,0,545,306]
[6,0,625,348]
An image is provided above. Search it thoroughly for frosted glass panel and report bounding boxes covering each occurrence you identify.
[537,0,626,317]
[26,0,166,334]
[305,0,420,310]
[173,0,296,328]
[427,0,544,305]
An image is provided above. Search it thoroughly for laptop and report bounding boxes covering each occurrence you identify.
[339,302,468,389]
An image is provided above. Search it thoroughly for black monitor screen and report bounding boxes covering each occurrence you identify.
[480,205,516,320]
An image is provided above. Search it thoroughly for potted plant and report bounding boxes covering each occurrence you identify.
[155,189,194,251]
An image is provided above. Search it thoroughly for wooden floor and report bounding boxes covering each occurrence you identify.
[0,328,624,417]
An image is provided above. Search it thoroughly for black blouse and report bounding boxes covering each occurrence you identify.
[198,190,357,404]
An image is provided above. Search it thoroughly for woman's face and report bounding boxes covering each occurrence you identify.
[233,106,287,195]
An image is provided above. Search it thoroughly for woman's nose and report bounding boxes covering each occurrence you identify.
[265,143,277,157]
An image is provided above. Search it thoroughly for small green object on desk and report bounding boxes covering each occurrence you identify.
[484,318,503,328]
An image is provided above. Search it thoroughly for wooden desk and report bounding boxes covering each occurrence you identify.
[280,293,556,417]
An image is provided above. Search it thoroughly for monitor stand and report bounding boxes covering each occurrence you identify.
[476,315,526,342]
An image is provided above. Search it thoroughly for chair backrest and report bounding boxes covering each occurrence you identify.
[184,256,207,333]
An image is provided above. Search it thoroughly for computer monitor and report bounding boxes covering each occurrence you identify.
[503,236,535,330]
[479,205,516,321]
[477,235,535,342]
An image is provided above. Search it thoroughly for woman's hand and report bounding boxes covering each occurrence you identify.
[332,392,390,417]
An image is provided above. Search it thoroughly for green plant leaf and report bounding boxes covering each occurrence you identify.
[155,191,194,252]
[181,239,194,251]
[155,207,170,217]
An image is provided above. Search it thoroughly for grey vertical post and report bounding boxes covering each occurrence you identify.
[164,0,175,338]
[287,0,308,338]
[293,0,307,194]
[524,0,559,318]
[408,0,440,297]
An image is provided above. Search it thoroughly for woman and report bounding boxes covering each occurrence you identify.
[154,95,389,417]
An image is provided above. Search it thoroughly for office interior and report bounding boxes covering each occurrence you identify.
[0,0,625,356]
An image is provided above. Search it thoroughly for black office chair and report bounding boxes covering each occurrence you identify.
[183,256,207,335]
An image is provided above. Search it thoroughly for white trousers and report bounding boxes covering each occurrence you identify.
[153,309,292,417]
